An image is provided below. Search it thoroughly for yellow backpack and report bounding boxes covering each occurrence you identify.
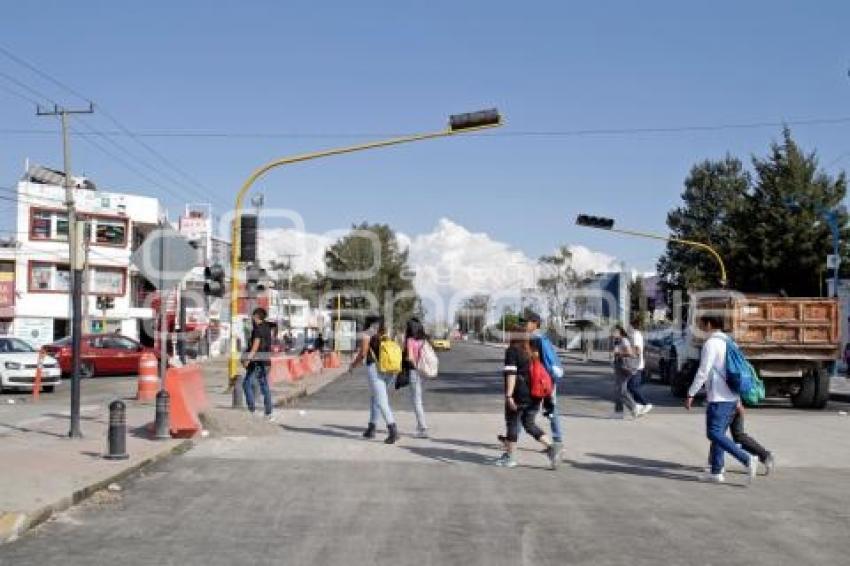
[372,336,402,374]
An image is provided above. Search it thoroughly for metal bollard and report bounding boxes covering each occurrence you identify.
[105,400,129,460]
[231,374,244,409]
[154,390,171,440]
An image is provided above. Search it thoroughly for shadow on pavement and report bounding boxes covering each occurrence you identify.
[400,445,492,465]
[280,424,359,440]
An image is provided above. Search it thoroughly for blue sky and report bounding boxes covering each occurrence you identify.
[1,0,849,273]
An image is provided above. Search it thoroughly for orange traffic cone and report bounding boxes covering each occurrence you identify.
[136,351,159,402]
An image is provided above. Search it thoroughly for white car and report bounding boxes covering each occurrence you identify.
[0,337,62,393]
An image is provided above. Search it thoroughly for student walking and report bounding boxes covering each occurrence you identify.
[494,326,558,469]
[686,315,758,484]
[349,315,399,444]
[706,403,776,476]
[401,318,430,438]
[612,325,640,419]
[523,312,565,455]
[242,307,275,421]
[627,317,653,416]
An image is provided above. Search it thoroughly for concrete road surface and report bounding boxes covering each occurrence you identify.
[2,343,849,566]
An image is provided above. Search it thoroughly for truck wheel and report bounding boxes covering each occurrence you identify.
[42,385,55,393]
[791,368,817,409]
[811,365,830,410]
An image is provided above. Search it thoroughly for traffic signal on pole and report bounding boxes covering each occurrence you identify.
[449,108,501,131]
[576,214,615,230]
[240,213,258,263]
[245,265,267,296]
[204,264,225,297]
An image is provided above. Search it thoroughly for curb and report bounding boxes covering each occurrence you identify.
[273,368,348,408]
[0,439,194,545]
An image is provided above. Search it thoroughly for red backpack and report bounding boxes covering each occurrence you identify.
[528,358,554,398]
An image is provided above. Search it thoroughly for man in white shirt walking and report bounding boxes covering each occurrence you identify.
[686,315,758,484]
[628,317,653,416]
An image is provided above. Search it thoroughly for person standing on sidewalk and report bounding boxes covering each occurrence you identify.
[612,325,640,419]
[401,317,429,438]
[494,325,558,469]
[349,315,399,444]
[686,315,758,484]
[627,317,653,417]
[242,307,275,421]
[523,312,565,455]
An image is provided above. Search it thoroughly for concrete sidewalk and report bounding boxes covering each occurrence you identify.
[0,353,348,544]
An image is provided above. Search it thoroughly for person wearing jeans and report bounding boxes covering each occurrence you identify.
[349,315,398,444]
[627,318,652,416]
[241,307,274,420]
[402,318,429,437]
[524,312,564,454]
[686,315,757,484]
[244,362,273,417]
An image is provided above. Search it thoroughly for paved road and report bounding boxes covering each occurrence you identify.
[2,343,850,566]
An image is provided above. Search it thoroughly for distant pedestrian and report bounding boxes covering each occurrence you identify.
[349,315,399,444]
[401,318,429,438]
[494,325,558,469]
[314,332,325,352]
[686,315,758,484]
[627,317,653,417]
[612,325,640,419]
[242,307,275,421]
[523,311,565,456]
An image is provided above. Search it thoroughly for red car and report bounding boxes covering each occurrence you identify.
[43,334,159,378]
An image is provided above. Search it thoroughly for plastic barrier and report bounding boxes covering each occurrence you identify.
[136,352,159,402]
[287,357,304,381]
[163,364,209,438]
[299,354,313,375]
[323,351,341,369]
[269,355,291,384]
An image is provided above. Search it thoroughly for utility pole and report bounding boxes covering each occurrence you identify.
[37,103,94,439]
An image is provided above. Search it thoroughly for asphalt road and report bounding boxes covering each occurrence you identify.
[2,343,849,566]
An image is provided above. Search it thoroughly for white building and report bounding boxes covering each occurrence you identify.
[1,164,164,347]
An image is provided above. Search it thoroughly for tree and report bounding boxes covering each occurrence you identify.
[658,129,849,297]
[322,222,420,330]
[537,246,581,331]
[455,294,490,336]
[629,275,648,326]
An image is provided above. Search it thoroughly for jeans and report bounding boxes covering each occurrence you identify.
[706,401,752,474]
[614,369,637,414]
[367,363,395,426]
[505,399,544,442]
[408,370,428,431]
[627,370,649,406]
[730,411,770,462]
[543,385,563,442]
[243,363,273,416]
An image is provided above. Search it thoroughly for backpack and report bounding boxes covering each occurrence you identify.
[372,337,402,375]
[724,337,761,402]
[528,358,554,399]
[414,340,439,378]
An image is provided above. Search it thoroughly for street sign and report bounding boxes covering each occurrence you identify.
[827,254,839,270]
[130,226,198,290]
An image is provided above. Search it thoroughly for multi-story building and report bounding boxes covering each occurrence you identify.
[4,164,164,347]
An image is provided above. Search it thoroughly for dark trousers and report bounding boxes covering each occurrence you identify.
[730,411,770,462]
[243,363,273,416]
[505,400,545,442]
[627,370,649,406]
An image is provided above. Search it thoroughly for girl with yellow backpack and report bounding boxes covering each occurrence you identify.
[349,315,402,444]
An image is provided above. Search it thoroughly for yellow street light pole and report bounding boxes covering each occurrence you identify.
[228,110,503,383]
[575,215,727,287]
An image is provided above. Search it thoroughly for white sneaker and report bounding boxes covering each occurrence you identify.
[747,455,758,484]
[266,413,277,423]
[703,465,726,475]
[641,404,654,416]
[699,472,725,483]
[764,454,776,476]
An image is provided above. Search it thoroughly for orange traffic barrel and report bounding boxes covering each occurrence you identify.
[137,351,159,402]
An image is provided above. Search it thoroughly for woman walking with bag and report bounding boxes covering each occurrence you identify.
[400,318,432,438]
[612,325,640,419]
[349,315,399,444]
[494,325,558,469]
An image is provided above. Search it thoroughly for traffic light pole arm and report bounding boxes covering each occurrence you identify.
[228,123,501,382]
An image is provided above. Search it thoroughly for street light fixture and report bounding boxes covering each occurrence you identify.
[574,213,728,287]
[227,109,504,384]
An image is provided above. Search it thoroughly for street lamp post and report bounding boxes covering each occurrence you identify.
[575,214,728,288]
[227,109,503,384]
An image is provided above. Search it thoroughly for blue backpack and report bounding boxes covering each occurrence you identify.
[724,337,764,405]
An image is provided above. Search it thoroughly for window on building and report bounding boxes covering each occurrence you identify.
[30,209,69,240]
[89,267,124,295]
[94,218,127,246]
[29,262,71,292]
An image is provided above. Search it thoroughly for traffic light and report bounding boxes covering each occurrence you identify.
[204,264,225,297]
[240,213,258,263]
[245,265,267,297]
[576,214,615,230]
[449,108,501,131]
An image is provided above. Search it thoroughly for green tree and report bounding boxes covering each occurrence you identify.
[322,222,420,330]
[629,275,648,326]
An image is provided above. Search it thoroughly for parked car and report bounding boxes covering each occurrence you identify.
[0,337,61,392]
[644,331,679,383]
[43,334,159,378]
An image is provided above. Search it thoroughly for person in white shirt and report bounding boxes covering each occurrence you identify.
[686,315,757,484]
[627,317,653,416]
